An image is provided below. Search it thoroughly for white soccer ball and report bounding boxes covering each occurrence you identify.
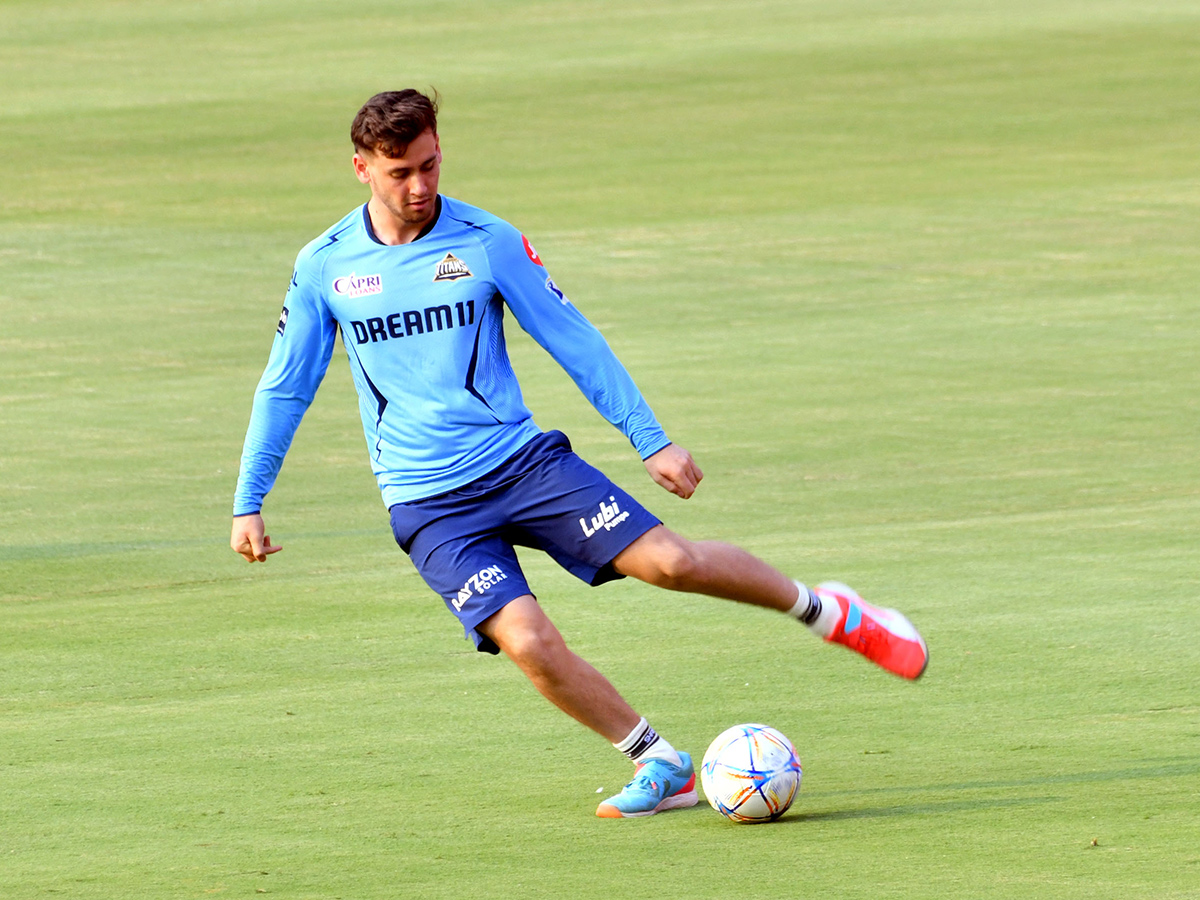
[701,723,802,823]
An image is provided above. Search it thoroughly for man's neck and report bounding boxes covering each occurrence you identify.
[366,196,440,245]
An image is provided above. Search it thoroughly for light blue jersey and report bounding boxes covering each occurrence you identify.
[234,196,670,514]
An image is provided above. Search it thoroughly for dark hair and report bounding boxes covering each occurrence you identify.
[351,89,440,157]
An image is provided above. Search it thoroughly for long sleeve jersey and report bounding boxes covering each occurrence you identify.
[233,196,671,514]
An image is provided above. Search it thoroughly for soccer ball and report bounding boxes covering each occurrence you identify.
[700,723,802,823]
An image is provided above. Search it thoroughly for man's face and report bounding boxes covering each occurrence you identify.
[353,128,441,228]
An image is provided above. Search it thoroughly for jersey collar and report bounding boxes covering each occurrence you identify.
[362,195,443,246]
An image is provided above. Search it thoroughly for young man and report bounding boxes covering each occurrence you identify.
[231,90,927,819]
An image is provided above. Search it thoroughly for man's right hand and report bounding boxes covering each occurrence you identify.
[231,513,283,563]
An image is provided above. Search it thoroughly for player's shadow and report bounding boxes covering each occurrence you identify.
[772,756,1200,825]
[780,794,1059,824]
[804,755,1200,802]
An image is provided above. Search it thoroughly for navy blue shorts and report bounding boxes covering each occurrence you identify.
[389,431,661,654]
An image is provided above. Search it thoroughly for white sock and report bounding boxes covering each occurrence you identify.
[786,581,815,620]
[788,580,840,639]
[613,717,682,767]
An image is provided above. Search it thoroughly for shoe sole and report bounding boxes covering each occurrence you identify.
[886,607,929,680]
[912,618,929,679]
[893,608,929,680]
[596,789,699,819]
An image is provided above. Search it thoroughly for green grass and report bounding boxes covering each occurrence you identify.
[3,0,1200,897]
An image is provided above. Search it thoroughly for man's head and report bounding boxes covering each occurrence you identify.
[351,89,439,158]
[352,90,442,238]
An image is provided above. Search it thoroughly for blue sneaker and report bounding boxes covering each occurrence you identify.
[596,752,698,818]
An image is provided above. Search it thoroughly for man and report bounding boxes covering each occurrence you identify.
[231,90,927,819]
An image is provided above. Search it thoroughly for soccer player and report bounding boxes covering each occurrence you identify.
[231,89,927,819]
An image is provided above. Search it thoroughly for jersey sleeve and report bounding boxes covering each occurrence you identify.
[232,255,337,515]
[483,224,671,460]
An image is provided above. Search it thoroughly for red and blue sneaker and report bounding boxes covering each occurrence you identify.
[816,582,928,680]
[596,752,698,818]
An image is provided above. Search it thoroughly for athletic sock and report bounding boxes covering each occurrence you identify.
[613,717,682,767]
[788,580,840,639]
[786,581,819,622]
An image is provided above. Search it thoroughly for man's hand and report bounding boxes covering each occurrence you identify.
[231,513,283,563]
[644,444,704,499]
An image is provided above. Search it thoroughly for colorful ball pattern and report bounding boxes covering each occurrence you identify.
[701,724,802,823]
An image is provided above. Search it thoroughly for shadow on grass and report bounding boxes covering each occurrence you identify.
[784,794,1059,824]
[805,757,1200,800]
[678,794,1057,827]
[686,758,1200,826]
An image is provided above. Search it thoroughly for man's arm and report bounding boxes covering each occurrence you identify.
[231,259,337,560]
[485,224,683,485]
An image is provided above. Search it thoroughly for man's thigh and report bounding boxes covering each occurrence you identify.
[506,444,660,585]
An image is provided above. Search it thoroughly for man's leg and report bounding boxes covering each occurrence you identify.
[612,525,929,680]
[475,594,638,743]
[611,525,801,610]
[476,594,698,818]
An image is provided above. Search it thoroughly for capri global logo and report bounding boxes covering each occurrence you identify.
[332,272,383,298]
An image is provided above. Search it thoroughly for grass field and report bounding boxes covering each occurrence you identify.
[3,0,1200,897]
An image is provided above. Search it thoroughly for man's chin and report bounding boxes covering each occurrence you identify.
[405,202,433,222]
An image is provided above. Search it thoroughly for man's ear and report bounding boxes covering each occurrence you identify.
[352,152,371,185]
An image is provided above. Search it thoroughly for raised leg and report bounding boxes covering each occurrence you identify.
[612,524,799,610]
[614,527,930,680]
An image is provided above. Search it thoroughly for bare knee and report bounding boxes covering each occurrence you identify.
[618,529,705,591]
[503,624,561,673]
[656,542,705,590]
[486,606,569,683]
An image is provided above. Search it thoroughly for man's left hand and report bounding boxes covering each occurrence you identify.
[644,444,704,499]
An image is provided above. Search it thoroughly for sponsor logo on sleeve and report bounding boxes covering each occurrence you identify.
[332,272,383,298]
[453,564,508,611]
[277,305,289,335]
[433,252,473,282]
[545,277,570,305]
[522,234,543,266]
[579,496,630,539]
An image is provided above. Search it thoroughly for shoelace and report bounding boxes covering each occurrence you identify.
[624,766,668,795]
